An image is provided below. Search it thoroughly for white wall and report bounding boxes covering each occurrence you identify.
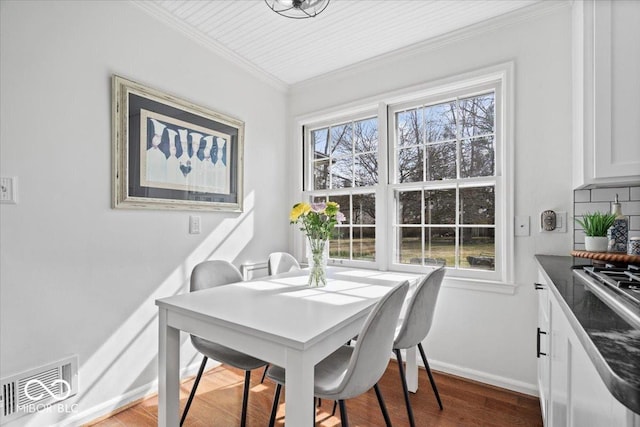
[288,5,574,394]
[0,1,289,425]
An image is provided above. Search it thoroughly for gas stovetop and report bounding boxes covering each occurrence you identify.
[573,265,640,328]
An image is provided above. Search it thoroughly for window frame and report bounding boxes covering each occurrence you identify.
[294,63,514,289]
[303,110,381,267]
[388,81,504,282]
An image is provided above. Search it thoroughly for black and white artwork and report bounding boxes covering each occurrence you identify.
[112,75,244,211]
[140,110,231,195]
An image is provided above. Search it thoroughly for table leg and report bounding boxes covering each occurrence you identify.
[284,349,314,426]
[406,346,419,393]
[158,308,180,427]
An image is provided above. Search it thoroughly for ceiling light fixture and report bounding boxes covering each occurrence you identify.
[265,0,330,19]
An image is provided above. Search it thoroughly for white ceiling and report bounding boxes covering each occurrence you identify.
[135,0,544,87]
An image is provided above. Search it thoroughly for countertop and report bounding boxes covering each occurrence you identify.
[535,255,640,415]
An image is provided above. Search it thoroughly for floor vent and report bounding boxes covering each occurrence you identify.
[0,355,78,425]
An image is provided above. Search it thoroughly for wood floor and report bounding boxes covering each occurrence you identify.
[87,362,542,427]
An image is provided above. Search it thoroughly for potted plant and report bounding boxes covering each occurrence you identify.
[575,211,617,252]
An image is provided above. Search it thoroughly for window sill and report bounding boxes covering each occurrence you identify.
[443,276,516,295]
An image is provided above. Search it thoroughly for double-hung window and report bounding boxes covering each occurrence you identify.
[389,84,503,281]
[300,67,510,284]
[305,115,378,262]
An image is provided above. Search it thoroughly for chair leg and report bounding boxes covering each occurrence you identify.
[338,400,349,427]
[240,370,251,427]
[331,400,338,416]
[180,356,208,426]
[261,364,269,383]
[394,349,416,427]
[374,383,393,427]
[418,343,443,410]
[268,383,282,427]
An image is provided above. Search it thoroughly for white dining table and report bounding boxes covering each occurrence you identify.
[155,266,423,426]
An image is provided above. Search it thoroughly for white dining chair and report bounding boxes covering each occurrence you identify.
[266,280,410,427]
[393,266,445,427]
[267,252,301,275]
[181,260,268,427]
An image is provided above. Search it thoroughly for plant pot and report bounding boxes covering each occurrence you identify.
[585,236,608,252]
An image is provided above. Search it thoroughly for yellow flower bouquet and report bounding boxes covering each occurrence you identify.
[290,201,345,287]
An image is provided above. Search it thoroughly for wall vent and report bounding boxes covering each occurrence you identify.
[0,355,78,425]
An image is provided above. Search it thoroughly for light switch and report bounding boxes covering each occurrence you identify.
[189,215,201,234]
[0,177,17,204]
[515,216,530,236]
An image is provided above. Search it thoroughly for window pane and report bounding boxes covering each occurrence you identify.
[330,195,351,225]
[424,227,454,267]
[460,136,494,178]
[330,227,350,259]
[355,153,378,186]
[312,195,326,204]
[331,123,353,157]
[354,117,378,153]
[460,186,495,225]
[398,227,421,264]
[398,191,421,225]
[331,157,353,188]
[398,147,423,183]
[353,227,375,261]
[460,94,494,138]
[460,227,495,271]
[426,141,456,181]
[396,109,423,148]
[353,193,375,225]
[313,128,330,160]
[425,101,456,142]
[425,189,456,225]
[314,160,329,190]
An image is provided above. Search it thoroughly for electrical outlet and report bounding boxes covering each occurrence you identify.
[0,177,16,204]
[189,215,201,234]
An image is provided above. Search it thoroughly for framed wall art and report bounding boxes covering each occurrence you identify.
[112,75,244,211]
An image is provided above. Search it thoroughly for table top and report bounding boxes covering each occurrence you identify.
[156,266,421,351]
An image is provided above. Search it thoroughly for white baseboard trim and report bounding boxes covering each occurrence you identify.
[428,359,538,397]
[56,360,220,427]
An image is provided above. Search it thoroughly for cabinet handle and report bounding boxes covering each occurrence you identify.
[534,283,545,290]
[537,327,547,358]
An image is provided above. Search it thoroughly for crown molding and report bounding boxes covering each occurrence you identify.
[130,0,289,93]
[291,0,572,90]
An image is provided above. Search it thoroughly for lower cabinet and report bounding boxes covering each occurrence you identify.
[535,276,550,424]
[536,271,639,427]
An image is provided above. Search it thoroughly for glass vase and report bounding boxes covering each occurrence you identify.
[306,238,328,288]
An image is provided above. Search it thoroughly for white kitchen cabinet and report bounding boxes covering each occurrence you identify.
[536,274,551,425]
[548,293,631,427]
[572,0,640,188]
[537,269,639,427]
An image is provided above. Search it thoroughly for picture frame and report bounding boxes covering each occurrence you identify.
[112,75,244,212]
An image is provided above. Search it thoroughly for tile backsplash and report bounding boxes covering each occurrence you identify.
[573,185,640,250]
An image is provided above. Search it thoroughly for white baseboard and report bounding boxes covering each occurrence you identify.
[428,359,538,397]
[56,360,220,427]
[390,350,537,397]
